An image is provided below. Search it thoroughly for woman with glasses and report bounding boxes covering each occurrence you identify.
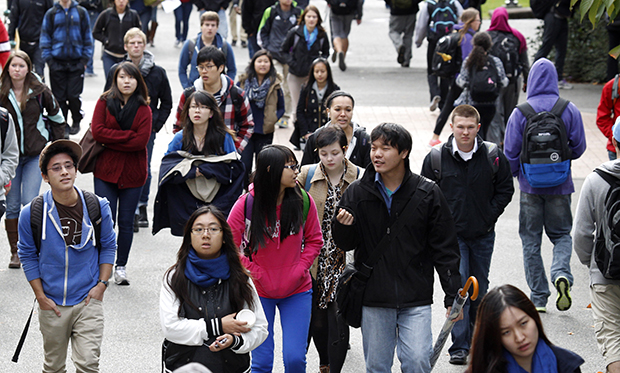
[91,61,152,286]
[0,51,65,269]
[227,144,323,373]
[153,90,244,237]
[160,205,268,372]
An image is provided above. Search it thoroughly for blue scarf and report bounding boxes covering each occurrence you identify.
[184,249,230,288]
[304,25,318,50]
[504,338,558,373]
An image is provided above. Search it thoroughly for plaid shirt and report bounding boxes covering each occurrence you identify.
[175,75,254,154]
[40,1,93,64]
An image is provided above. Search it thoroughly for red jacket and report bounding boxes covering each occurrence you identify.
[596,77,620,153]
[0,19,9,68]
[91,98,152,189]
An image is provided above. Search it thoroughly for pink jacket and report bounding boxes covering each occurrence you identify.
[227,190,323,299]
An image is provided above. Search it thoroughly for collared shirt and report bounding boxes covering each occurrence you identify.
[374,172,401,215]
[451,137,479,161]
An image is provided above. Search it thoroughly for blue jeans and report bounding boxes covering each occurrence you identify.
[136,131,156,209]
[519,191,574,307]
[138,7,152,35]
[6,156,42,219]
[174,2,193,42]
[449,231,495,355]
[609,150,617,161]
[86,10,100,74]
[252,290,312,373]
[248,34,260,59]
[217,8,228,40]
[102,53,124,81]
[94,178,142,267]
[361,305,432,373]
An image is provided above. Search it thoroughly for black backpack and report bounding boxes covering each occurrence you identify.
[30,190,103,252]
[530,0,556,19]
[488,31,520,82]
[426,0,459,41]
[329,0,358,16]
[469,58,501,103]
[593,168,620,280]
[517,98,572,188]
[431,32,462,78]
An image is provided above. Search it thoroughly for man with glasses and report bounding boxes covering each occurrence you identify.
[104,27,172,232]
[18,139,117,372]
[174,46,254,156]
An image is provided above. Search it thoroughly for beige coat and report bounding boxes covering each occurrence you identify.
[237,73,283,134]
[297,159,362,277]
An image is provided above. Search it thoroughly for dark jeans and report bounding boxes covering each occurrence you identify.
[247,34,260,59]
[433,80,463,136]
[86,10,100,74]
[449,231,495,355]
[138,6,152,35]
[137,131,156,208]
[174,2,193,42]
[20,40,45,78]
[240,132,273,187]
[94,177,142,267]
[48,59,85,126]
[609,150,617,161]
[534,12,568,79]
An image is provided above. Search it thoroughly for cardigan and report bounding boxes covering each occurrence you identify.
[91,97,152,189]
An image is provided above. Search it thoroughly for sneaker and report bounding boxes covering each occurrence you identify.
[231,40,237,47]
[69,123,80,135]
[429,95,441,112]
[401,61,410,68]
[277,118,289,128]
[174,40,182,48]
[397,45,405,65]
[338,52,346,72]
[535,306,547,313]
[449,350,468,365]
[114,266,130,285]
[138,205,149,228]
[428,138,441,147]
[332,51,337,63]
[555,276,572,311]
[558,79,573,90]
[85,72,97,78]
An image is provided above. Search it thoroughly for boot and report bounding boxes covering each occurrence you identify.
[133,215,140,233]
[148,22,158,47]
[6,218,20,268]
[138,205,149,228]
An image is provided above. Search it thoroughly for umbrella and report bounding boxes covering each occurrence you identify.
[430,276,479,369]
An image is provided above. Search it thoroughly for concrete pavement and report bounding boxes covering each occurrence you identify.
[0,0,612,371]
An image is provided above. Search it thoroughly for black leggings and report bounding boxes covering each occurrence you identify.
[433,80,463,136]
[308,280,350,372]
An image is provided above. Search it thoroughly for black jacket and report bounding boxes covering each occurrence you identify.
[332,166,461,308]
[92,6,141,56]
[420,135,514,239]
[281,25,330,77]
[241,0,276,35]
[385,0,418,16]
[192,0,229,12]
[9,0,54,42]
[551,345,584,373]
[296,82,340,136]
[163,280,250,373]
[300,122,371,168]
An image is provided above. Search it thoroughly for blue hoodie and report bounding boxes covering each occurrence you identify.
[18,188,117,306]
[178,32,236,89]
[504,58,587,195]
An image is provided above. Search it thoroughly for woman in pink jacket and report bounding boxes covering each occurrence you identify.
[227,144,323,373]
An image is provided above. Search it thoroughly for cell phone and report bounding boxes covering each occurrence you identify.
[218,337,228,345]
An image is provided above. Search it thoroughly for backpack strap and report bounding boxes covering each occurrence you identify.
[304,164,317,192]
[516,102,537,120]
[242,193,254,261]
[595,168,618,187]
[430,143,443,181]
[550,97,570,118]
[300,187,310,223]
[0,107,9,153]
[187,37,197,61]
[30,195,44,253]
[82,190,102,250]
[613,74,619,102]
[483,141,500,176]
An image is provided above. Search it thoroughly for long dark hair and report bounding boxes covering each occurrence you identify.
[0,51,45,112]
[300,58,336,109]
[249,144,303,252]
[466,32,492,71]
[180,91,235,156]
[299,5,325,33]
[164,206,255,315]
[467,284,552,373]
[102,62,150,106]
[244,49,277,83]
[459,8,479,45]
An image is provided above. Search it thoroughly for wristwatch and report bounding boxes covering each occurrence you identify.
[97,279,109,287]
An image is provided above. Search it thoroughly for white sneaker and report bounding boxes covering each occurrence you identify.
[114,266,130,285]
[430,96,441,112]
[558,79,573,90]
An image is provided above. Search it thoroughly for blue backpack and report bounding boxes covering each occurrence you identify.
[517,98,572,188]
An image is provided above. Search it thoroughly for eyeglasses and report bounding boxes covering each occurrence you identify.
[283,164,299,172]
[196,64,217,72]
[47,162,75,173]
[191,227,222,236]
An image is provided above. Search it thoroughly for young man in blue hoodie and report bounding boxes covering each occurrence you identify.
[504,58,586,313]
[18,140,117,372]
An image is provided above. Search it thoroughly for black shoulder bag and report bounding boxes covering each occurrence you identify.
[336,177,432,328]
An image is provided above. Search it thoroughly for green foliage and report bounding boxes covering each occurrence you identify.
[574,0,620,26]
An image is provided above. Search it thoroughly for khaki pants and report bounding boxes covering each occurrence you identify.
[229,0,247,42]
[273,60,292,120]
[287,73,307,124]
[38,298,104,373]
[591,284,620,368]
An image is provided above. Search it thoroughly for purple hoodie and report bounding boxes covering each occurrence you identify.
[504,58,586,195]
[452,23,476,63]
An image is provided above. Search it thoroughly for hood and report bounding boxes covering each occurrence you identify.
[138,50,155,76]
[526,58,559,99]
[488,7,527,54]
[598,160,620,179]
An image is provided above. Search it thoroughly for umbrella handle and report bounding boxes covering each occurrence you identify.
[459,276,479,301]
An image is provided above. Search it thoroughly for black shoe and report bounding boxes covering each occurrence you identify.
[69,123,81,135]
[133,215,140,232]
[138,205,149,228]
[231,40,237,47]
[64,125,70,139]
[449,350,468,365]
[338,52,346,72]
[397,45,405,65]
[241,40,247,48]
